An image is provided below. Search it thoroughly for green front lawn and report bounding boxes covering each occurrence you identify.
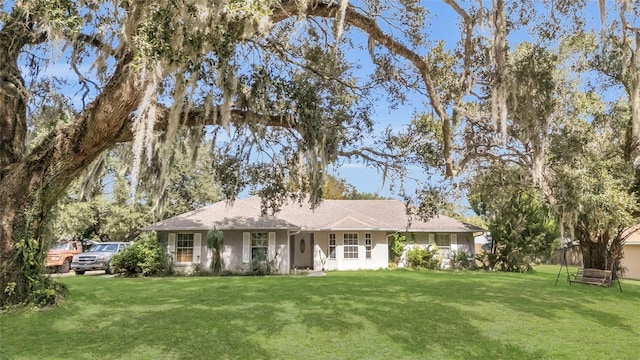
[1,266,639,360]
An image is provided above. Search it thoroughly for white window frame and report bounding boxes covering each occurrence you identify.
[329,233,336,259]
[176,233,194,263]
[365,233,372,260]
[436,234,451,260]
[436,234,450,247]
[343,233,359,259]
[251,232,269,260]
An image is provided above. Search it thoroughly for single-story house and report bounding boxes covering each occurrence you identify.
[622,226,640,280]
[142,197,485,273]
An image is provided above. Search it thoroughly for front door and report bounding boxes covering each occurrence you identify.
[293,234,312,269]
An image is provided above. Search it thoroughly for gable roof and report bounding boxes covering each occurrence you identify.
[143,197,485,233]
[623,225,640,245]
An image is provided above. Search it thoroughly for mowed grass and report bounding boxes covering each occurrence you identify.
[1,266,639,360]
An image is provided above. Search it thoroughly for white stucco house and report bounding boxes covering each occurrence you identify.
[142,197,485,273]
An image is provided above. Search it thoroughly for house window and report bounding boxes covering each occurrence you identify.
[251,232,268,260]
[176,233,194,262]
[436,234,451,259]
[365,233,372,259]
[436,234,450,247]
[457,242,470,257]
[344,233,358,259]
[329,234,336,259]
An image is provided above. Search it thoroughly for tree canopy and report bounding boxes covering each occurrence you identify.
[1,0,640,306]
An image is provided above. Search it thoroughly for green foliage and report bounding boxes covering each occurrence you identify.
[450,251,472,270]
[388,233,406,265]
[321,174,390,200]
[548,117,637,270]
[190,263,212,276]
[206,227,224,275]
[344,190,391,200]
[248,258,274,276]
[405,246,441,270]
[475,250,532,273]
[110,237,172,277]
[470,165,560,272]
[50,141,221,242]
[4,0,640,310]
[2,238,65,308]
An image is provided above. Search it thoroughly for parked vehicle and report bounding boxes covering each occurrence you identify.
[71,242,131,275]
[46,240,84,273]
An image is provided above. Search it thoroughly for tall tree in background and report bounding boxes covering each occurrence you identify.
[52,137,221,242]
[321,174,389,200]
[399,2,640,273]
[469,164,559,272]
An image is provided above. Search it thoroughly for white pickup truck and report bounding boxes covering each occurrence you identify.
[71,242,131,275]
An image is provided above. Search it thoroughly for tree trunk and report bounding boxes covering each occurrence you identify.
[575,225,624,279]
[0,12,43,306]
[580,238,608,270]
[629,31,640,164]
[0,46,143,305]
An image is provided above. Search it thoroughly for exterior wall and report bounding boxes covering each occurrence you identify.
[155,229,476,273]
[312,231,389,271]
[622,244,640,280]
[400,232,476,269]
[158,229,290,274]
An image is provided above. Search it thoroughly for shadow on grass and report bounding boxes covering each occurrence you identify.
[2,269,639,359]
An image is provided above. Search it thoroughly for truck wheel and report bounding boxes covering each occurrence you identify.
[75,270,85,275]
[60,259,71,273]
[105,263,112,275]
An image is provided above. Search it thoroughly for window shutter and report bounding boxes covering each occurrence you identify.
[242,232,251,263]
[193,233,202,263]
[450,234,458,252]
[168,233,176,262]
[428,234,435,244]
[268,232,276,259]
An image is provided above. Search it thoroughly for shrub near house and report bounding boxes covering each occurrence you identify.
[110,239,172,276]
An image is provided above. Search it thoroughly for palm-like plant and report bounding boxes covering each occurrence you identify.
[207,227,224,275]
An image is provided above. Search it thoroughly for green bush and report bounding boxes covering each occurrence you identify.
[406,246,441,270]
[475,248,531,273]
[248,258,274,276]
[389,233,406,265]
[3,237,67,308]
[191,263,213,276]
[451,251,472,270]
[111,238,172,276]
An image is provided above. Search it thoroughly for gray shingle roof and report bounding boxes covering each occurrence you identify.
[142,197,485,233]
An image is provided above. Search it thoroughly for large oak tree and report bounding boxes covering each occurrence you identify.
[0,0,491,306]
[2,0,639,306]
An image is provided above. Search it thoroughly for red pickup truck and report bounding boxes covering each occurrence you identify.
[46,240,84,273]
